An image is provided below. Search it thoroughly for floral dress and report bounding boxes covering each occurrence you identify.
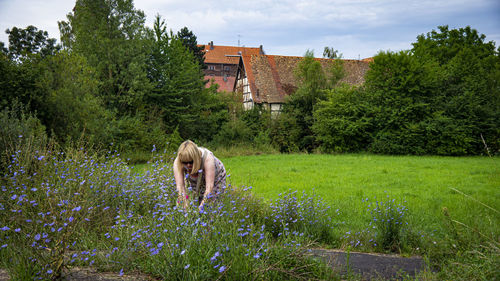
[186,148,227,202]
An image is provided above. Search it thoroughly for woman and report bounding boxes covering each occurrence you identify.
[173,140,227,210]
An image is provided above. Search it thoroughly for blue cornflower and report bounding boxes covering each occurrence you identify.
[1,226,10,231]
[184,264,190,269]
[219,266,226,273]
[34,234,41,241]
[210,251,220,262]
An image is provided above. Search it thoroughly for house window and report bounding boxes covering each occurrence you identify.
[208,65,215,70]
[224,66,230,71]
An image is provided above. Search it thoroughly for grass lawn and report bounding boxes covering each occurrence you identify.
[221,154,500,246]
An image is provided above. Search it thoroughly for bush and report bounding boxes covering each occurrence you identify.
[265,190,336,244]
[0,103,48,176]
[0,146,129,279]
[366,197,409,252]
[313,86,373,153]
[212,118,254,147]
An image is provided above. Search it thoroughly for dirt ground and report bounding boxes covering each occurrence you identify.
[0,249,425,280]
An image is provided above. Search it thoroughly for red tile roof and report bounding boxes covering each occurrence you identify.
[201,44,262,64]
[239,55,370,104]
[205,75,236,93]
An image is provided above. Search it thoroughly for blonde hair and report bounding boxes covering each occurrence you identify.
[175,140,202,176]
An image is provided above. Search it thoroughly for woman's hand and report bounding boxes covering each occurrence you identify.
[177,194,190,210]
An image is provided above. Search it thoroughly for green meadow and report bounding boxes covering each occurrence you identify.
[222,154,499,249]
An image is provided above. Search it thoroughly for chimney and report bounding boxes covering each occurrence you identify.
[259,45,265,55]
[209,41,214,50]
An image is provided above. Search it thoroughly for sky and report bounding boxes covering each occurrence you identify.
[0,0,499,60]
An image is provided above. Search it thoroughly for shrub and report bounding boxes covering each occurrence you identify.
[265,190,336,244]
[313,86,373,153]
[0,103,48,176]
[0,144,132,279]
[366,196,409,252]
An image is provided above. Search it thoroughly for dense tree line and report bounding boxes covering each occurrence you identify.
[1,0,228,162]
[1,0,498,160]
[289,26,499,155]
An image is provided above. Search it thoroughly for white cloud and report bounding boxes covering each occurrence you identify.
[0,0,498,59]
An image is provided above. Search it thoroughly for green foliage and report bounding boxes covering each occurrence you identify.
[270,112,301,153]
[0,50,48,115]
[273,50,348,153]
[365,50,441,154]
[177,27,205,68]
[0,146,131,279]
[146,15,225,143]
[4,25,60,61]
[165,127,183,154]
[313,85,373,152]
[315,26,500,155]
[265,190,336,244]
[59,0,152,113]
[213,118,254,147]
[213,107,271,148]
[366,197,409,252]
[323,46,341,59]
[274,51,328,152]
[37,51,114,144]
[111,110,168,153]
[0,103,48,175]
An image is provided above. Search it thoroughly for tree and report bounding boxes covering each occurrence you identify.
[323,46,341,59]
[59,0,152,113]
[274,50,345,152]
[145,15,226,142]
[357,26,500,155]
[4,25,60,61]
[313,85,373,152]
[38,51,112,144]
[177,27,205,68]
[411,26,500,154]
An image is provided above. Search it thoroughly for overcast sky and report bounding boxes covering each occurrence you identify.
[1,0,499,59]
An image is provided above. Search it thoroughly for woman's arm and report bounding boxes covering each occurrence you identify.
[173,157,189,208]
[200,153,216,208]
